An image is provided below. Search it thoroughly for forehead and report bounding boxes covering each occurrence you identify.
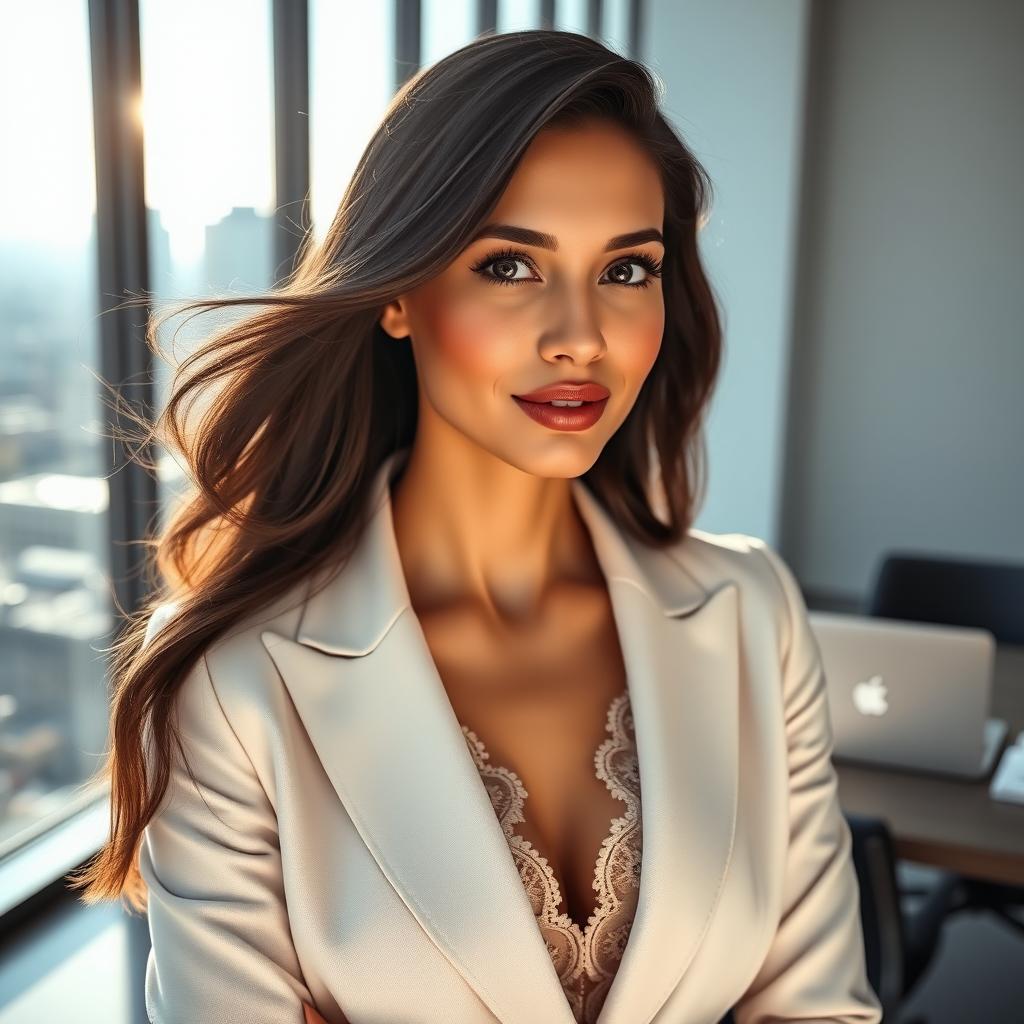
[489,120,664,232]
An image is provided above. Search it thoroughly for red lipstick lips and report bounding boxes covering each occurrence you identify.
[513,380,611,403]
[511,379,611,432]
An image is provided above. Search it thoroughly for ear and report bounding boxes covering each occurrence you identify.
[379,299,411,340]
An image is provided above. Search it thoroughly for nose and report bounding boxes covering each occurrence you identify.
[537,294,607,364]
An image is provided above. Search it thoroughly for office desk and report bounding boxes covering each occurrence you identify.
[835,644,1024,887]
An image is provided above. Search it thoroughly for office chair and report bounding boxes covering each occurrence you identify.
[866,552,1024,945]
[868,552,1024,646]
[846,812,964,1022]
[715,812,957,1024]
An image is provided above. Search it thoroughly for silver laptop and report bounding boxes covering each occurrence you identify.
[808,611,1008,780]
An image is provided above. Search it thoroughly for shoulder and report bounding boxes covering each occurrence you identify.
[141,576,309,658]
[678,528,795,602]
[668,528,803,647]
[139,577,312,717]
[138,579,318,794]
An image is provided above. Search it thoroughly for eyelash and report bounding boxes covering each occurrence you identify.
[470,247,664,290]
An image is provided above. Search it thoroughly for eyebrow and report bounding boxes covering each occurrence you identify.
[470,223,664,252]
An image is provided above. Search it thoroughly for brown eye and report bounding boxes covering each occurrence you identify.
[487,255,533,284]
[602,256,663,289]
[469,248,539,287]
[606,261,642,284]
[470,248,663,290]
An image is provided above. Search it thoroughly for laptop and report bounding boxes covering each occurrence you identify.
[807,611,1009,780]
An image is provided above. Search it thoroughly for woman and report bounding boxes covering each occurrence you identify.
[70,29,882,1024]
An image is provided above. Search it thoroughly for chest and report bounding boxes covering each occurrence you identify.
[415,585,635,930]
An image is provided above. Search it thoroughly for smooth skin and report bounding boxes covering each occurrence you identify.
[378,116,665,628]
[300,118,666,1023]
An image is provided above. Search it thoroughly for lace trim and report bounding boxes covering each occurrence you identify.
[460,692,643,1024]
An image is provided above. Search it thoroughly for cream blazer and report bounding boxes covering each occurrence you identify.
[138,449,883,1024]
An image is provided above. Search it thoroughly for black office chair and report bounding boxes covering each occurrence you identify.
[846,812,964,1022]
[868,552,1024,646]
[716,811,957,1024]
[866,552,1024,946]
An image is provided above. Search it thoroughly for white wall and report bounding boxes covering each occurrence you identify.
[783,0,1024,600]
[643,0,812,545]
[646,0,1024,603]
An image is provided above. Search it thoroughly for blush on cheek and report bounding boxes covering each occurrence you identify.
[633,312,665,369]
[431,307,515,377]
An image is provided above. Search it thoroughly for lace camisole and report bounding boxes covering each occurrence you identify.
[457,691,643,1024]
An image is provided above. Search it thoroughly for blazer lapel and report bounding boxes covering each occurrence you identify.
[259,449,740,1024]
[583,521,740,1024]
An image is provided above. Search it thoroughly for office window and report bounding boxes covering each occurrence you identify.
[599,0,632,54]
[556,0,590,35]
[422,0,477,68]
[0,2,109,858]
[309,0,395,243]
[498,0,541,33]
[138,0,277,516]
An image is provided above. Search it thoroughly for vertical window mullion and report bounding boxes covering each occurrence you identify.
[395,0,422,92]
[272,0,311,285]
[477,0,497,37]
[88,0,157,622]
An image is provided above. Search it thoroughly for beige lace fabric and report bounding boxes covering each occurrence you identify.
[459,692,643,1024]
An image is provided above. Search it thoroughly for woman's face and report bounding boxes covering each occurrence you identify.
[379,118,666,479]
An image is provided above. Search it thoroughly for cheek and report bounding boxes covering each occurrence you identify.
[417,292,517,382]
[621,302,665,377]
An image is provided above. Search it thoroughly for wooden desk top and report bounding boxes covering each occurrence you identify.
[835,645,1024,887]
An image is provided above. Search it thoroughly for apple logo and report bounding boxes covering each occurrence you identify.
[852,674,889,716]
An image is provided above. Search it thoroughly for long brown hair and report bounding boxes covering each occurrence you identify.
[67,28,723,912]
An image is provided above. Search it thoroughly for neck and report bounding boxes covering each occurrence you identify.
[388,439,604,628]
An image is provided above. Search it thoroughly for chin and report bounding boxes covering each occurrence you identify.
[498,440,606,481]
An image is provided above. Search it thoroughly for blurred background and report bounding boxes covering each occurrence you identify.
[0,1,1021,1021]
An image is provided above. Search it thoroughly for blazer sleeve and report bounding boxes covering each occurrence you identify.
[732,541,884,1024]
[138,609,314,1023]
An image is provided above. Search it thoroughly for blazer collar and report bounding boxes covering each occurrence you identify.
[294,447,716,657]
[261,447,740,1024]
